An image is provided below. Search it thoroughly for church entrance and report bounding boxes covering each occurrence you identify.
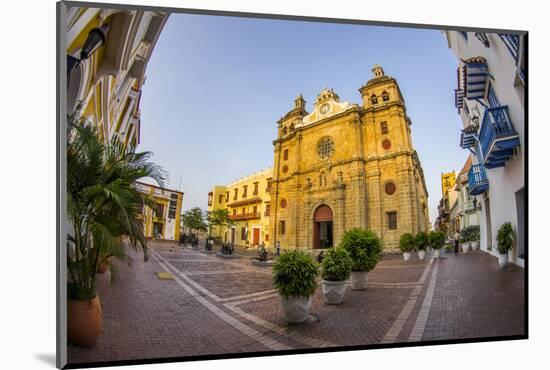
[313,205,333,248]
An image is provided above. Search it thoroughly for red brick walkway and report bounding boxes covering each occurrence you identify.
[67,242,525,366]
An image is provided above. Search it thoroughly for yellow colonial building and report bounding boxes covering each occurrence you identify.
[270,65,429,251]
[136,182,184,241]
[208,168,273,247]
[209,65,429,251]
[434,170,457,236]
[65,5,168,147]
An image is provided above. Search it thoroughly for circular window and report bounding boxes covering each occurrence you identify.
[382,139,392,150]
[282,165,288,174]
[317,136,335,159]
[385,181,396,196]
[280,198,287,208]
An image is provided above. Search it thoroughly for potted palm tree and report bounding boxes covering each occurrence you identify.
[414,231,428,260]
[272,250,318,323]
[428,231,445,258]
[497,222,515,269]
[399,233,415,261]
[340,228,382,290]
[320,247,353,304]
[67,108,166,347]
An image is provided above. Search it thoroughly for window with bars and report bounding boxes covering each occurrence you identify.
[381,121,388,134]
[387,211,397,230]
[168,194,178,219]
[317,137,335,159]
[279,220,286,235]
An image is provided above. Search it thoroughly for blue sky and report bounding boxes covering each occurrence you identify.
[139,13,467,225]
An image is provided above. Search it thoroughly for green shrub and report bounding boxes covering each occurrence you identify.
[272,250,318,298]
[428,231,445,250]
[444,242,453,252]
[461,225,480,243]
[414,231,428,251]
[339,228,382,272]
[496,222,515,255]
[321,247,353,281]
[399,233,415,253]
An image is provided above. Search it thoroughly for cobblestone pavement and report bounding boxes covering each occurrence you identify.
[68,242,525,366]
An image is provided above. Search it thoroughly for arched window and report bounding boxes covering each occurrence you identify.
[370,94,378,105]
[382,91,390,102]
[290,123,295,132]
[282,127,288,136]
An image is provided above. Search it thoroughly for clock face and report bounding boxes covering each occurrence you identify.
[320,103,330,115]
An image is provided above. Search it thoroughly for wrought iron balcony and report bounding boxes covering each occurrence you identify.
[479,105,520,168]
[468,163,489,195]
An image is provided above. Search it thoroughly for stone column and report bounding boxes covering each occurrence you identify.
[366,170,382,240]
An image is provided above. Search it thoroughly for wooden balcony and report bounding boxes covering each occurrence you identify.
[229,212,261,221]
[468,164,489,196]
[479,106,520,168]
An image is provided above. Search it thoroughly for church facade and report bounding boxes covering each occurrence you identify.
[208,65,430,251]
[269,65,430,251]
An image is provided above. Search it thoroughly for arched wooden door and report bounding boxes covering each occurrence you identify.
[313,205,333,248]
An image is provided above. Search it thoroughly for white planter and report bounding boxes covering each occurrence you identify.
[321,280,347,305]
[403,252,411,261]
[280,295,312,323]
[433,249,441,258]
[461,243,470,253]
[350,271,368,290]
[498,253,509,269]
[471,241,479,251]
[418,250,426,260]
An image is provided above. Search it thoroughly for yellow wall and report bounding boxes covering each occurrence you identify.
[208,169,273,247]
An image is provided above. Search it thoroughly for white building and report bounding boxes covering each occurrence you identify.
[445,31,525,267]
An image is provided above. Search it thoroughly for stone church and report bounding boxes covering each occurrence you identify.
[269,65,430,251]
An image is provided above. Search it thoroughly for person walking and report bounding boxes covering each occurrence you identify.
[454,231,460,254]
[276,241,281,257]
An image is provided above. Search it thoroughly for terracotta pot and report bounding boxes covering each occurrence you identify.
[68,296,103,348]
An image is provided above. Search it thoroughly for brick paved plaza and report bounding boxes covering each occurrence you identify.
[68,241,525,366]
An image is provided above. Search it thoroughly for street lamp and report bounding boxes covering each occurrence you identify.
[67,23,110,79]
